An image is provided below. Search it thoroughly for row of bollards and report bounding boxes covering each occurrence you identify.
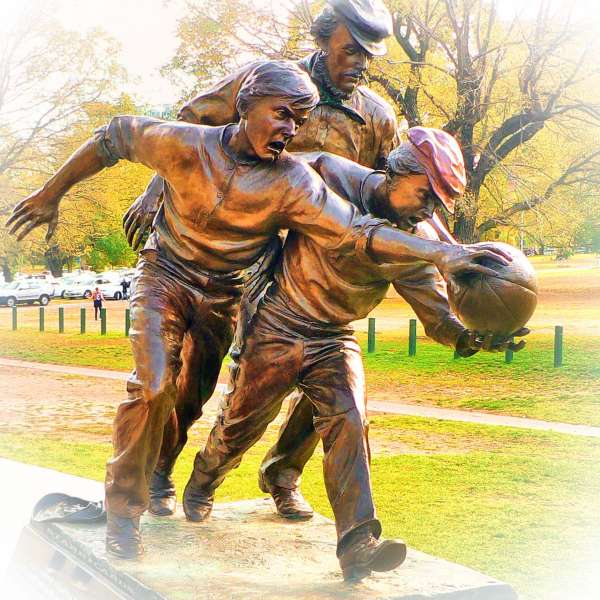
[365,317,565,367]
[6,308,565,366]
[10,306,131,337]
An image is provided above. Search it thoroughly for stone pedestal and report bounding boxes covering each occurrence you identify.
[7,503,517,599]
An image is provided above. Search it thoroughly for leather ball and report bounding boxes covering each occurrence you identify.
[447,242,538,337]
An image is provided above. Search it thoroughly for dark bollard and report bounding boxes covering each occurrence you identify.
[80,307,86,334]
[100,308,107,335]
[408,319,417,356]
[554,325,563,368]
[58,307,65,333]
[11,306,17,331]
[39,307,45,332]
[505,338,514,364]
[367,317,376,353]
[125,308,131,337]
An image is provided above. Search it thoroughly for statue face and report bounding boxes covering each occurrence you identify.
[386,173,439,229]
[322,23,372,94]
[244,96,311,161]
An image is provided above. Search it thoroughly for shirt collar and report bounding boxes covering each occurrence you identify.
[299,52,367,126]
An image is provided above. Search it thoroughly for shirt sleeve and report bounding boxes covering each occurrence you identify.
[279,160,389,254]
[94,116,199,180]
[176,61,262,125]
[391,223,465,348]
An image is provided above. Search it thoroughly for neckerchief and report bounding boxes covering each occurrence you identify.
[299,52,367,126]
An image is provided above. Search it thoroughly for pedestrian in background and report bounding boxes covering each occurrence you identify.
[93,287,104,320]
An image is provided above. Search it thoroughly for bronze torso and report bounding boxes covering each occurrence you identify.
[269,152,464,346]
[99,118,381,277]
[178,52,399,170]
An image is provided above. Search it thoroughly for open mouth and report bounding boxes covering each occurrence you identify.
[267,141,286,155]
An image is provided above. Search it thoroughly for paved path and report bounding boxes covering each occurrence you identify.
[2,357,600,439]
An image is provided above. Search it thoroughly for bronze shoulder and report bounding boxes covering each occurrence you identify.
[355,86,397,123]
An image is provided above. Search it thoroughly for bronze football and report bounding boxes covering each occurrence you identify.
[447,242,538,338]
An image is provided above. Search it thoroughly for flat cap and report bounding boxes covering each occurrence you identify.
[407,127,466,214]
[327,0,393,56]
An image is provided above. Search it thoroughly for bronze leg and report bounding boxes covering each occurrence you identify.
[259,391,320,491]
[299,333,381,555]
[105,258,191,519]
[187,314,302,493]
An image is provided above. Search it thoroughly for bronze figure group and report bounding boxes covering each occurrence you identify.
[7,0,528,583]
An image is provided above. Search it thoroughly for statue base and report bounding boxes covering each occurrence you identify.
[7,497,517,599]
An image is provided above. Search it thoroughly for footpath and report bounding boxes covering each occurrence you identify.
[2,357,599,439]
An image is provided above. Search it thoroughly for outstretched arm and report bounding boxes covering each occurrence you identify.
[7,117,196,241]
[282,164,514,281]
[7,137,108,241]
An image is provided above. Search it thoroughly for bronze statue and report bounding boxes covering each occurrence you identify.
[6,61,511,562]
[125,0,403,521]
[180,127,527,581]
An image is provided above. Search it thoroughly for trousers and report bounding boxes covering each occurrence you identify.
[154,235,283,480]
[188,296,381,554]
[105,253,239,517]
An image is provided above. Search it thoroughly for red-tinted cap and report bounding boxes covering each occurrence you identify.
[407,127,466,214]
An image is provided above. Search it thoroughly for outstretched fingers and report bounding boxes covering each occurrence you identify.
[8,212,35,237]
[131,224,146,251]
[16,218,42,241]
[46,215,59,242]
[513,327,531,337]
[460,263,500,278]
[482,332,495,352]
[507,339,527,352]
[125,215,140,248]
[6,202,32,228]
[472,249,510,267]
[476,244,513,262]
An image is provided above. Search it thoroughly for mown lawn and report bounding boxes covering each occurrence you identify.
[2,328,599,425]
[1,416,598,600]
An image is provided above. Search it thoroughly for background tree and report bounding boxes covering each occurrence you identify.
[0,9,144,277]
[162,0,600,247]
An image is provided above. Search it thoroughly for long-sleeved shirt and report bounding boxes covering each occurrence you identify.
[178,52,399,170]
[267,151,465,348]
[96,117,389,280]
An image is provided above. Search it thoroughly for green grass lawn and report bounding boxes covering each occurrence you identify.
[2,416,598,600]
[2,328,599,425]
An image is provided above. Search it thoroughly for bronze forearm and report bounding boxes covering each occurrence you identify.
[44,136,107,199]
[369,226,447,265]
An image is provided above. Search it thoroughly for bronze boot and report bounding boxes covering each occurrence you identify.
[149,469,176,516]
[106,514,144,559]
[339,534,407,582]
[182,479,214,522]
[258,471,313,520]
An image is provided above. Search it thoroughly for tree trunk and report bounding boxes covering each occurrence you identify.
[44,246,64,278]
[452,189,480,243]
[2,257,13,282]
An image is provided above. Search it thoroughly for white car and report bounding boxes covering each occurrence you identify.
[0,280,55,307]
[52,274,83,298]
[95,277,127,300]
[63,276,98,299]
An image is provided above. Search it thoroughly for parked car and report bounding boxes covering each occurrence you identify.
[63,276,98,299]
[95,276,126,300]
[52,274,82,298]
[0,280,55,307]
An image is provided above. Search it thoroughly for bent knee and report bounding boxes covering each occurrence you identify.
[313,406,367,440]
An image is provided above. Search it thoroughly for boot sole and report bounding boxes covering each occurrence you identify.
[148,499,176,517]
[367,540,407,572]
[341,540,407,581]
[277,510,314,521]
